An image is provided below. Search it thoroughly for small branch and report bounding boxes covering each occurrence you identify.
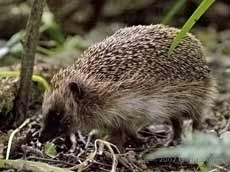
[85,129,99,148]
[0,159,73,172]
[13,0,46,127]
[69,139,119,172]
[26,156,76,167]
[6,118,31,160]
[95,139,119,172]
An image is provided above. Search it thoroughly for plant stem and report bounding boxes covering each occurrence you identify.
[12,0,46,127]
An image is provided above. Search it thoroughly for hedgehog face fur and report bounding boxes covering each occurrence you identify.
[39,83,77,143]
[39,79,101,143]
[39,93,67,143]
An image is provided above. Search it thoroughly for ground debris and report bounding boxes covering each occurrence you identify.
[0,159,73,172]
[0,44,230,172]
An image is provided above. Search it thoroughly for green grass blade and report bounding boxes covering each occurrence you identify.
[0,71,51,91]
[32,74,51,91]
[162,0,187,25]
[168,0,215,54]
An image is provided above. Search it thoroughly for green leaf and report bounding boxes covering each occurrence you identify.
[169,0,215,54]
[44,143,57,158]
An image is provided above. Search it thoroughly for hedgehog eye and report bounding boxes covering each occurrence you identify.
[68,82,85,100]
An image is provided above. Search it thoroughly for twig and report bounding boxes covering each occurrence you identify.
[104,151,143,172]
[27,156,76,167]
[76,148,86,161]
[95,139,119,172]
[69,139,119,172]
[85,129,99,149]
[77,131,86,144]
[219,120,230,135]
[13,0,46,127]
[6,118,31,160]
[214,165,229,172]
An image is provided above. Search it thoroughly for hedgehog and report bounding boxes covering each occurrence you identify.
[39,24,216,151]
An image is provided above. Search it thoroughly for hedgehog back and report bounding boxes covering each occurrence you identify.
[52,24,210,88]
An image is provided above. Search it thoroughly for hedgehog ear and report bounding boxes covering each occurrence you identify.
[68,82,85,100]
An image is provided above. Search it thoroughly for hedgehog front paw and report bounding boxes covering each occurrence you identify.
[69,133,77,153]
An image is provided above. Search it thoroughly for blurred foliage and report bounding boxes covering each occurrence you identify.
[0,11,65,59]
[0,2,29,39]
[162,0,186,25]
[195,28,218,52]
[102,0,153,16]
[143,132,230,166]
[41,11,65,45]
[0,71,50,91]
[0,32,23,59]
[0,77,17,117]
[0,76,44,129]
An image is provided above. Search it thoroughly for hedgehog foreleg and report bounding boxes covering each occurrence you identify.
[69,133,77,152]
